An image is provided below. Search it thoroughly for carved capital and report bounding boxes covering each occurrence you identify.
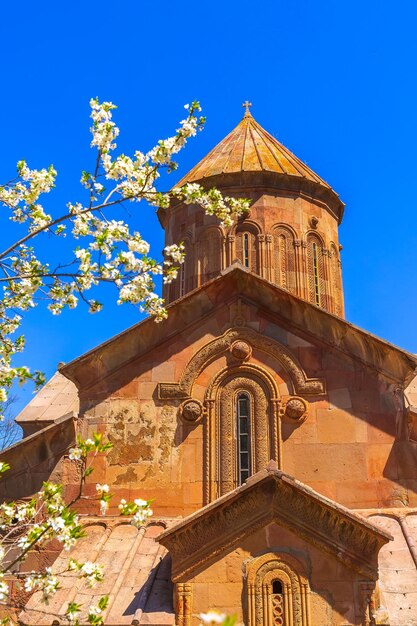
[265,234,273,243]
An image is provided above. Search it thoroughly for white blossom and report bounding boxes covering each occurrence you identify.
[199,611,227,624]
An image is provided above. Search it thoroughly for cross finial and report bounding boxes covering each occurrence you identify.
[242,100,252,117]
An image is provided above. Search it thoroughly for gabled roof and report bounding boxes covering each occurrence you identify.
[21,519,176,626]
[174,111,344,220]
[60,266,417,392]
[157,461,392,581]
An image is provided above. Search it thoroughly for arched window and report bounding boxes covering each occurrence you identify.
[178,240,191,298]
[235,225,258,273]
[271,580,284,626]
[237,393,251,485]
[200,229,222,284]
[272,227,296,293]
[246,553,310,626]
[307,234,325,308]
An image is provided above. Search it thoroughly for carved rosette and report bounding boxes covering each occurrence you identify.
[280,396,308,421]
[179,399,203,423]
[230,339,252,361]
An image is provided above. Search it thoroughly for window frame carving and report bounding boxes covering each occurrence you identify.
[204,364,280,502]
[272,225,297,294]
[234,222,260,274]
[245,552,310,626]
[306,232,326,309]
[236,391,252,486]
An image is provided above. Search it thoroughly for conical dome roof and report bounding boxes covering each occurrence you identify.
[176,109,343,218]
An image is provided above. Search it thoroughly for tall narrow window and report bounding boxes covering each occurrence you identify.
[179,263,186,297]
[312,242,320,305]
[243,233,250,268]
[307,234,325,309]
[237,393,251,485]
[200,230,221,284]
[235,227,258,273]
[271,580,284,626]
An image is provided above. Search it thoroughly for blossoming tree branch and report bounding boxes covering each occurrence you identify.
[0,99,249,413]
[0,100,243,626]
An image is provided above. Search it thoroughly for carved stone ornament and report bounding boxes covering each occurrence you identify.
[179,399,203,422]
[310,216,319,229]
[158,468,391,582]
[157,326,325,401]
[230,340,252,361]
[282,396,308,421]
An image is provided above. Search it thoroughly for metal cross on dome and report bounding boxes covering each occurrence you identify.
[242,100,252,116]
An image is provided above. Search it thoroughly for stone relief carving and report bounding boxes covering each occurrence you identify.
[280,396,308,421]
[218,376,270,495]
[157,326,325,401]
[204,364,281,503]
[160,472,389,582]
[230,339,252,361]
[179,399,203,423]
[246,553,309,626]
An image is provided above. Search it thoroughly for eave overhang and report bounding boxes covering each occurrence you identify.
[158,462,392,581]
[60,266,417,392]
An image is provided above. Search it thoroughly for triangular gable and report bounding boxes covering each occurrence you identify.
[61,266,417,392]
[157,462,392,581]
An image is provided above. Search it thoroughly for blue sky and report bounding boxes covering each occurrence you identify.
[1,0,417,416]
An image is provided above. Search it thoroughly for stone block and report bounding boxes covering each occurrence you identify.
[328,388,352,410]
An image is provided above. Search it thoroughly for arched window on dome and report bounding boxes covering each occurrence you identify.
[200,229,222,285]
[236,392,251,485]
[307,234,325,308]
[272,227,296,293]
[235,225,259,273]
[169,240,192,301]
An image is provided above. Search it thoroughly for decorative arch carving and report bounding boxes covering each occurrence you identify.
[235,222,260,273]
[245,552,310,626]
[272,225,297,294]
[232,219,261,236]
[205,366,279,498]
[157,327,325,401]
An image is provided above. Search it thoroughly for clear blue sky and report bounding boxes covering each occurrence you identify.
[1,0,417,416]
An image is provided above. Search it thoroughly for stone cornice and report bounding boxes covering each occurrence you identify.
[158,464,392,582]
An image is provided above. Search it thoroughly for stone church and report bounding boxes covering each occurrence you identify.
[2,106,417,625]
